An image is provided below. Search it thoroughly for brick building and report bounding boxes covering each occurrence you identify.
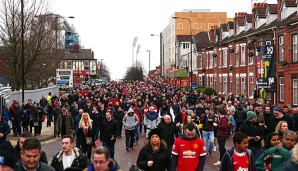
[197,0,298,106]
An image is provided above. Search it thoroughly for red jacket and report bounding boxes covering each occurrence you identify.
[217,116,229,137]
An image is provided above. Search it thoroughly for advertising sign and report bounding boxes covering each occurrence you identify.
[56,69,73,87]
[256,45,276,91]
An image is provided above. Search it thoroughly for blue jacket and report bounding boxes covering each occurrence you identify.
[0,120,10,144]
[220,147,256,171]
[87,159,120,171]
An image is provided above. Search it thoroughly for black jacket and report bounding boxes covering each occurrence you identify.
[157,122,178,147]
[234,107,247,123]
[51,147,90,171]
[100,118,119,142]
[137,143,171,171]
[15,141,48,164]
[239,120,263,149]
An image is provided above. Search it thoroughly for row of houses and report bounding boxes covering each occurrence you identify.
[175,0,298,106]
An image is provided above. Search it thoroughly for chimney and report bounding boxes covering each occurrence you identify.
[252,2,258,29]
[234,13,237,34]
[277,0,281,19]
[210,27,216,42]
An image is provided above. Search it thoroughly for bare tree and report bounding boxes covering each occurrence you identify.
[0,0,59,90]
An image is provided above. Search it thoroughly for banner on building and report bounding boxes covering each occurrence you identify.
[256,45,276,91]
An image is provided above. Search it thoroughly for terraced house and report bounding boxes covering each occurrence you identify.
[198,0,298,106]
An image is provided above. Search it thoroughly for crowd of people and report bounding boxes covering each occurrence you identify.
[1,80,298,171]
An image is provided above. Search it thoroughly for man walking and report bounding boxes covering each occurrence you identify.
[51,135,90,171]
[122,108,138,152]
[171,123,206,171]
[100,111,119,159]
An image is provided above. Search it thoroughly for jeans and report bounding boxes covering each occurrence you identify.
[12,120,22,136]
[202,130,214,155]
[134,124,140,144]
[218,136,227,161]
[125,129,135,148]
[103,141,115,159]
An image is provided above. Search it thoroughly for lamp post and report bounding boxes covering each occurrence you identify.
[21,0,24,104]
[150,33,164,79]
[172,16,193,92]
[146,50,151,77]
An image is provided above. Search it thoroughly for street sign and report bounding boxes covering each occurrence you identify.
[56,69,73,87]
[56,80,69,86]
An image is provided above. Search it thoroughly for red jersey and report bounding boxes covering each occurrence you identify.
[233,151,249,171]
[172,137,206,171]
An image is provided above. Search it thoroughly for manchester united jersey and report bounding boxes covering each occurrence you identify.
[172,137,206,171]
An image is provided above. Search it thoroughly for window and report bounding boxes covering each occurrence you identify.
[219,50,222,67]
[199,54,203,68]
[236,77,240,94]
[206,52,209,68]
[241,77,246,93]
[219,76,222,92]
[249,76,254,97]
[235,46,239,66]
[229,49,233,65]
[182,43,190,49]
[223,49,227,66]
[279,36,284,61]
[210,77,213,88]
[178,23,183,29]
[230,76,233,93]
[293,35,297,62]
[214,53,217,67]
[249,50,253,63]
[266,41,271,45]
[199,76,203,86]
[214,76,217,90]
[280,77,284,102]
[293,79,297,105]
[223,77,228,93]
[241,46,245,65]
[209,53,213,68]
[193,23,198,29]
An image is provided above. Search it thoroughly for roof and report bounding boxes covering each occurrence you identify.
[65,49,93,60]
[176,35,191,42]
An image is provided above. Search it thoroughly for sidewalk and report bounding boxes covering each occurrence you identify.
[7,119,54,146]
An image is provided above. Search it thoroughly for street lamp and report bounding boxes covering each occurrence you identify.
[146,50,151,77]
[172,16,193,92]
[150,33,164,79]
[21,0,24,104]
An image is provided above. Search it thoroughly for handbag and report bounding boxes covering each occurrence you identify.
[129,164,143,171]
[86,137,92,145]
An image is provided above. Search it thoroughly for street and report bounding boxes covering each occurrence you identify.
[39,128,235,171]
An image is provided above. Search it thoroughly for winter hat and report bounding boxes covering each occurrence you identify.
[148,129,161,141]
[273,106,282,113]
[0,141,18,169]
[127,108,134,113]
[246,111,257,120]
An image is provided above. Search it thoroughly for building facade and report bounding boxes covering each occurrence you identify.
[198,0,298,106]
[161,9,232,80]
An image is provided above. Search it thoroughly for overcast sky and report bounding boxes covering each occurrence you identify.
[52,0,276,80]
